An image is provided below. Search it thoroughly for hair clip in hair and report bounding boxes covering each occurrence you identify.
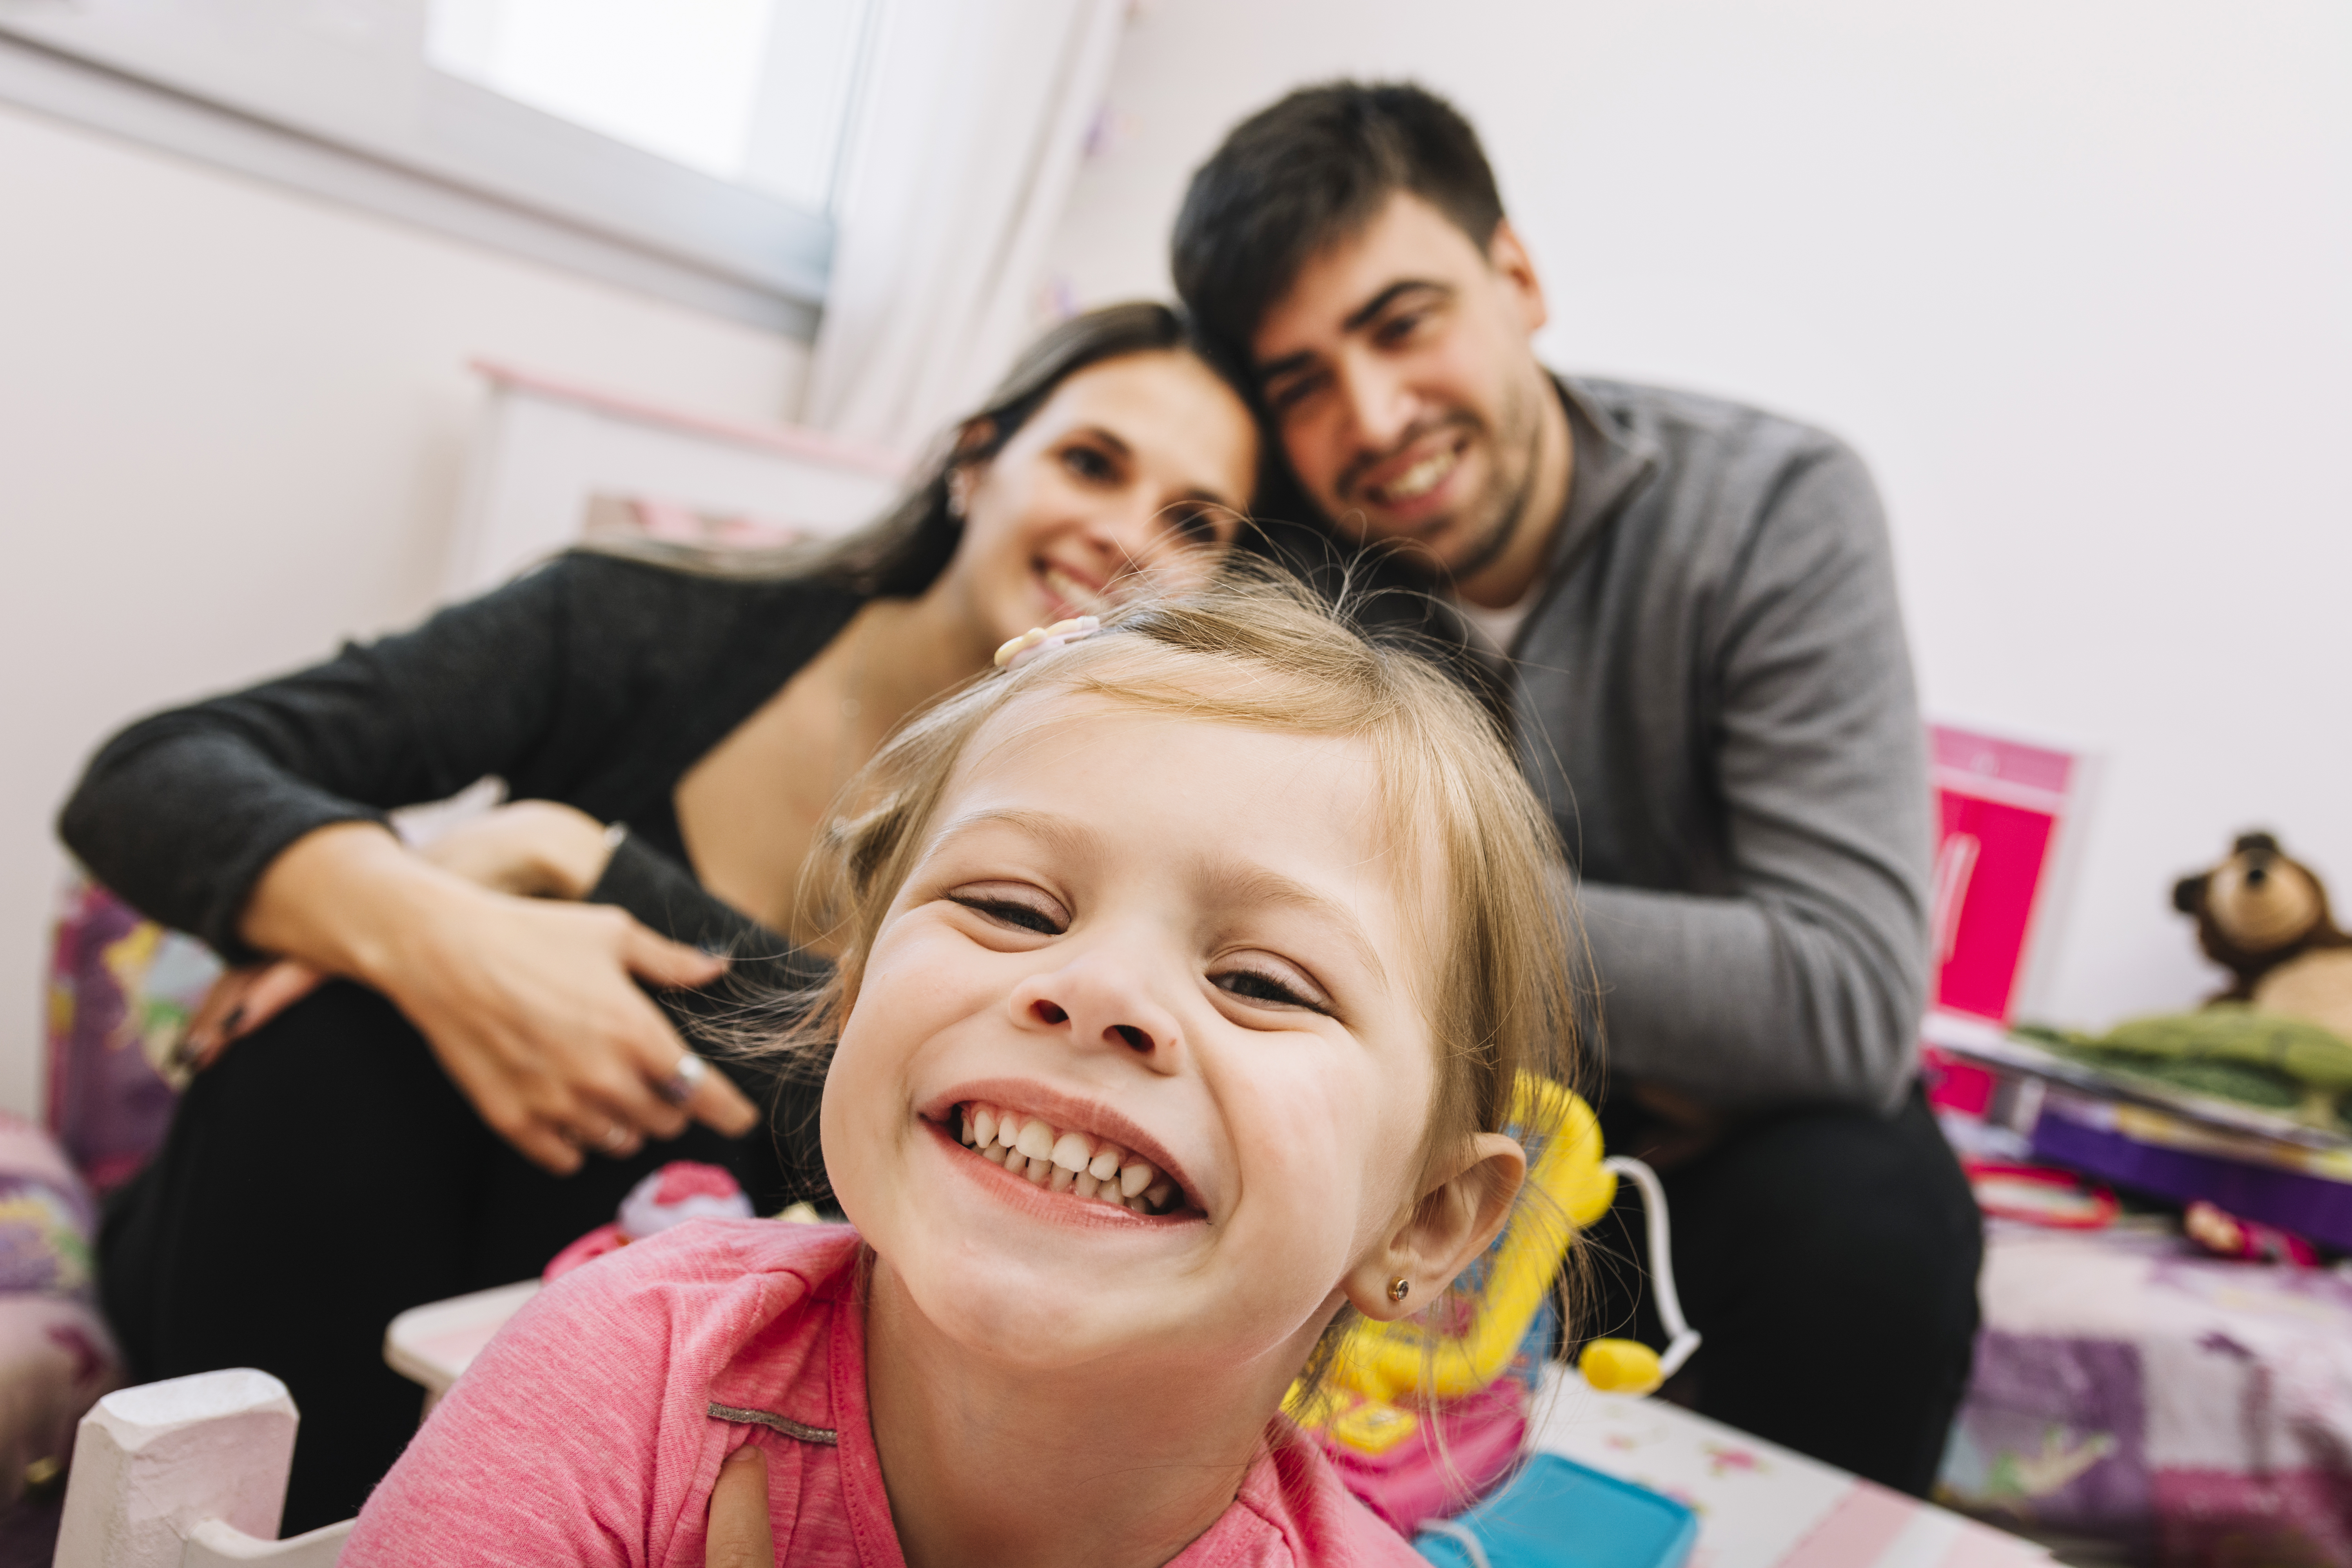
[993,615,1101,672]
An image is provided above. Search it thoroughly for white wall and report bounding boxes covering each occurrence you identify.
[1047,0,2352,1032]
[0,101,809,1119]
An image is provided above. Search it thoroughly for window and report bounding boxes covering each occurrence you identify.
[0,0,876,332]
[425,0,869,215]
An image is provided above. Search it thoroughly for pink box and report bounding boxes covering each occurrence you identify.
[1929,726,2085,1025]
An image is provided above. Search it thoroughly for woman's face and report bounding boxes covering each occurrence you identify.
[944,350,1258,643]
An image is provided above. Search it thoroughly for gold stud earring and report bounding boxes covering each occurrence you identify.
[1387,1277,1411,1304]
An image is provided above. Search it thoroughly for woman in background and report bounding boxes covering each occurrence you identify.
[60,302,1262,1530]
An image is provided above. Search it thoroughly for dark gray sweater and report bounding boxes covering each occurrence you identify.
[1512,377,1932,1115]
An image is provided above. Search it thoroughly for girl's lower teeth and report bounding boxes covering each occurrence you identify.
[955,1102,1180,1215]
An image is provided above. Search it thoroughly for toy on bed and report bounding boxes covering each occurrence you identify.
[1287,1076,1699,1539]
[2014,833,2352,1136]
[0,1111,123,1507]
[542,1161,756,1281]
[2175,830,2352,1040]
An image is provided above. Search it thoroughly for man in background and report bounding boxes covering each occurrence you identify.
[1172,82,1980,1494]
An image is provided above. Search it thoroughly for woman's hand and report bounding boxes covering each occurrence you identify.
[180,959,326,1071]
[381,886,755,1172]
[181,803,622,1070]
[413,799,618,900]
[237,820,758,1174]
[706,1446,774,1566]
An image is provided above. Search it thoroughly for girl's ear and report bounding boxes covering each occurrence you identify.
[1345,1132,1526,1322]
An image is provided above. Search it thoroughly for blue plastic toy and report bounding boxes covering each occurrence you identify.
[1414,1454,1698,1568]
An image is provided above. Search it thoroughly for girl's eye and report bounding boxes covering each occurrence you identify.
[948,888,1066,936]
[1212,961,1330,1015]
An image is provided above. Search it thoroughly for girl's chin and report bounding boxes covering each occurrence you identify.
[882,1252,1176,1364]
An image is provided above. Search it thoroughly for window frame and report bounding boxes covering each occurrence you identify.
[0,2,862,335]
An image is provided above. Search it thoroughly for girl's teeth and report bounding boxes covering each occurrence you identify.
[955,1104,1180,1214]
[1016,1120,1055,1161]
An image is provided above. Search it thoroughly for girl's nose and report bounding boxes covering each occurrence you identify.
[1008,956,1183,1071]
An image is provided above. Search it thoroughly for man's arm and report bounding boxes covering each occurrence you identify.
[1583,443,1932,1116]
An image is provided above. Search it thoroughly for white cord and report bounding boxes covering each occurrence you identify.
[1602,1155,1703,1380]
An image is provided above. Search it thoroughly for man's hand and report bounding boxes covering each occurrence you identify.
[706,1446,774,1567]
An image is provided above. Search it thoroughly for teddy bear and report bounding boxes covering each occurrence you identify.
[2174,831,2352,1042]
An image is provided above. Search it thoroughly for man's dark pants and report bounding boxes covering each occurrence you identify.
[1581,1084,1982,1496]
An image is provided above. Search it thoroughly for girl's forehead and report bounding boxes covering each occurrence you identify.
[951,685,1365,808]
[933,684,1450,978]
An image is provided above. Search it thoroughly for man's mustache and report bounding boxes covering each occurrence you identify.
[1334,412,1484,505]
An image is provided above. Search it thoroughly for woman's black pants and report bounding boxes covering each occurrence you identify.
[97,981,817,1534]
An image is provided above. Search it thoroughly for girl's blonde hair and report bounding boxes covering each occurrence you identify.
[775,568,1585,1201]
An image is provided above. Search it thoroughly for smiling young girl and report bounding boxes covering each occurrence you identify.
[343,576,1580,1567]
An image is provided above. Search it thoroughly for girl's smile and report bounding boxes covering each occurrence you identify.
[925,1081,1203,1220]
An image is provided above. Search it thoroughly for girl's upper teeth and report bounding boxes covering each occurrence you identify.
[956,1103,1181,1215]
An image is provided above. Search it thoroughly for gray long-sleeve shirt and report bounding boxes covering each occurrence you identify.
[1506,377,1932,1115]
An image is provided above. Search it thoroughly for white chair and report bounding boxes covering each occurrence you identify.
[381,1279,541,1419]
[50,1369,350,1568]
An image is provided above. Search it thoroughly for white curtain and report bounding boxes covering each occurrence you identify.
[800,0,1126,457]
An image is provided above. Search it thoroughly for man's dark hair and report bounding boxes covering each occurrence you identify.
[1171,82,1505,361]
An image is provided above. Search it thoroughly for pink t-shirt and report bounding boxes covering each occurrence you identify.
[344,1218,1424,1567]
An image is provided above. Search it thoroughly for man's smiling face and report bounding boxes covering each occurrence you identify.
[1250,192,1565,604]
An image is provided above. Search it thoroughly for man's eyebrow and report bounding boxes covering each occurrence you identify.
[1201,860,1390,989]
[1341,278,1452,335]
[1255,279,1457,384]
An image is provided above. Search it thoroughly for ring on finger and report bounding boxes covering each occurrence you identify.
[598,1123,632,1154]
[657,1053,709,1107]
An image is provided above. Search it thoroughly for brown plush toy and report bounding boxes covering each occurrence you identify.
[2174,832,2352,1040]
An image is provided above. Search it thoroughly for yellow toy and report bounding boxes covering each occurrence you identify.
[1293,1076,1700,1458]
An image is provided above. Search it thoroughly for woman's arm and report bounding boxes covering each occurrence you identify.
[60,559,760,1170]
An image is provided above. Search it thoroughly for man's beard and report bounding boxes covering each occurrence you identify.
[1438,370,1544,589]
[1335,373,1545,590]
